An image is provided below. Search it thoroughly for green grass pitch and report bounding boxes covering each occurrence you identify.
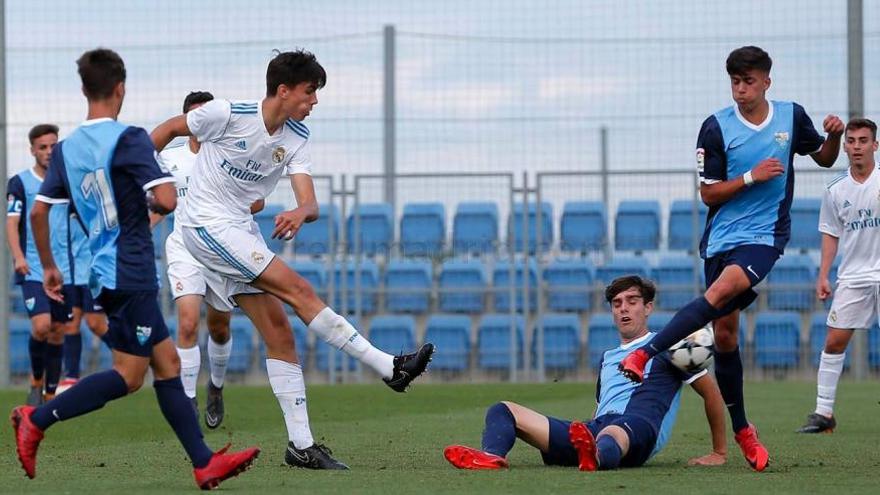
[1,381,878,493]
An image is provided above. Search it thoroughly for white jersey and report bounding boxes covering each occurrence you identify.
[177,99,312,227]
[818,164,880,284]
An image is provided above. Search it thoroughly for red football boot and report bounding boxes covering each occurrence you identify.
[193,444,261,490]
[568,421,598,472]
[618,349,650,383]
[443,445,509,470]
[10,405,44,479]
[734,424,769,472]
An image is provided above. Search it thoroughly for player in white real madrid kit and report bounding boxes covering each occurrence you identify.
[151,50,435,470]
[797,118,880,434]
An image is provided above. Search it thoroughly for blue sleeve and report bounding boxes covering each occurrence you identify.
[111,126,173,190]
[7,175,24,215]
[792,103,825,156]
[696,115,726,183]
[38,145,71,201]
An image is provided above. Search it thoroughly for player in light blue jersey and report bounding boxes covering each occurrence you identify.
[445,276,727,472]
[10,48,259,489]
[620,46,844,471]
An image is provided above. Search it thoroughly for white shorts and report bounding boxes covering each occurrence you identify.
[827,282,880,329]
[180,220,272,303]
[165,229,234,312]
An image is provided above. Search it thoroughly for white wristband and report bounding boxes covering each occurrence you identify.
[743,171,754,186]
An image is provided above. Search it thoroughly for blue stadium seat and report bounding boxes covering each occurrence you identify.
[870,329,880,368]
[767,255,816,311]
[385,260,432,313]
[809,311,850,368]
[368,315,416,355]
[228,316,255,373]
[788,198,822,250]
[560,201,606,253]
[453,202,499,255]
[10,290,27,315]
[439,259,487,314]
[334,260,379,314]
[667,200,707,251]
[347,203,394,256]
[424,314,471,371]
[587,314,619,369]
[509,202,553,254]
[292,260,326,295]
[295,204,339,256]
[400,202,445,257]
[594,256,649,285]
[648,311,675,333]
[493,260,537,313]
[9,318,31,375]
[543,258,594,312]
[315,316,358,372]
[152,214,174,259]
[615,200,661,251]
[650,256,700,310]
[260,317,309,370]
[533,313,580,370]
[478,314,524,370]
[754,312,800,369]
[254,204,287,255]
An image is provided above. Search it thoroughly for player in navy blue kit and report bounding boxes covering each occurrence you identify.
[444,277,727,471]
[619,46,844,471]
[9,48,259,490]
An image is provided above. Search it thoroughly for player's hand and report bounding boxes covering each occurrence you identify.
[687,451,726,466]
[13,256,30,276]
[272,209,306,240]
[42,266,65,303]
[816,277,832,301]
[750,158,784,183]
[823,115,845,136]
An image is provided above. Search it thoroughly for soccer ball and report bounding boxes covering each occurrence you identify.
[668,325,715,373]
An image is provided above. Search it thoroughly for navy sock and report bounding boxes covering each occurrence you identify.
[44,344,64,394]
[154,377,213,468]
[715,347,749,432]
[31,369,128,430]
[480,402,516,457]
[28,337,47,381]
[644,297,723,357]
[596,435,622,470]
[64,334,83,379]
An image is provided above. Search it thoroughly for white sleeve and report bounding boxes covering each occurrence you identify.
[818,187,843,238]
[285,139,313,176]
[186,99,232,143]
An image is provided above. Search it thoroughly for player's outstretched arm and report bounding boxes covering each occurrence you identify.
[151,114,191,152]
[29,200,64,302]
[699,157,784,207]
[811,115,845,168]
[687,373,727,466]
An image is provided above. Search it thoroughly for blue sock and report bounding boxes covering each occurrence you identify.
[31,369,128,430]
[28,337,47,381]
[715,347,749,432]
[44,344,63,394]
[480,402,516,457]
[644,297,723,357]
[63,334,83,379]
[154,377,213,468]
[596,435,622,470]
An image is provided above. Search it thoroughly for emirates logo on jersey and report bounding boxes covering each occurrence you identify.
[273,147,285,164]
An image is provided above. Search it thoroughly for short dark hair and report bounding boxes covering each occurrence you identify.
[726,46,772,76]
[265,50,326,96]
[845,117,877,140]
[183,91,214,113]
[605,275,656,304]
[76,48,126,100]
[28,124,59,145]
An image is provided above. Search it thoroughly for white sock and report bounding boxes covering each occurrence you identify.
[267,358,314,449]
[816,351,846,417]
[177,345,201,399]
[308,307,394,378]
[208,335,232,388]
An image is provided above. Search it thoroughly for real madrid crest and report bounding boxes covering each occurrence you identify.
[273,147,285,164]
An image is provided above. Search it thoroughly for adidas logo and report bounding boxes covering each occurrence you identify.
[843,200,852,208]
[235,140,247,150]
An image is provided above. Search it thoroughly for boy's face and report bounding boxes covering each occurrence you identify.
[30,133,58,168]
[610,286,652,341]
[844,126,878,168]
[279,81,319,121]
[729,69,770,110]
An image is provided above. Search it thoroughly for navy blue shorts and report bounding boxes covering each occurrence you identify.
[21,281,72,322]
[704,244,781,314]
[67,284,104,313]
[97,289,170,357]
[542,414,657,469]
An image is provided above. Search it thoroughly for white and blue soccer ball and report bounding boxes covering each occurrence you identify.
[668,324,715,373]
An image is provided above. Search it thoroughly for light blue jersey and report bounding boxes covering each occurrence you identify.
[69,212,92,285]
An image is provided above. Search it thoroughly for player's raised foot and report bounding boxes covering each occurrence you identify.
[285,442,349,470]
[25,386,44,407]
[205,381,225,430]
[10,405,44,479]
[568,421,599,472]
[384,343,435,392]
[734,424,769,472]
[443,445,508,470]
[796,413,836,434]
[618,348,650,383]
[192,443,260,490]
